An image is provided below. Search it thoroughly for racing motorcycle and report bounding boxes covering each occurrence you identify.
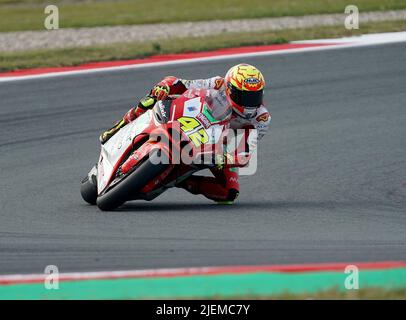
[80,89,248,211]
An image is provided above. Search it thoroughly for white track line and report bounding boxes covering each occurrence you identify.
[0,267,212,284]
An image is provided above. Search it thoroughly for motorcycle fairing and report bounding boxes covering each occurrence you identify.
[97,111,152,193]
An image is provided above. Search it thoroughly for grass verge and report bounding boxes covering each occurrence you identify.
[1,0,406,32]
[1,19,406,72]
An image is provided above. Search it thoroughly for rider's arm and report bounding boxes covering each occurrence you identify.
[131,76,224,118]
[136,75,225,114]
[131,76,188,118]
[252,106,271,141]
[223,106,271,168]
[100,76,226,144]
[179,76,224,91]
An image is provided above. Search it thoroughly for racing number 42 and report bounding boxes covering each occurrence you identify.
[178,116,209,147]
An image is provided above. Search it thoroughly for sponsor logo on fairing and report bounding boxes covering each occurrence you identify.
[196,113,211,129]
[187,106,197,112]
[158,101,167,118]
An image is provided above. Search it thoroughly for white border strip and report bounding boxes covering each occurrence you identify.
[0,267,211,284]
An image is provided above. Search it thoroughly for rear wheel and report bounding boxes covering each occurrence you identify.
[96,150,169,211]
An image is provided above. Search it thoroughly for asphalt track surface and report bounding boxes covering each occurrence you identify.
[0,43,405,274]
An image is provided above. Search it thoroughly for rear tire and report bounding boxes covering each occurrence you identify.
[80,174,97,205]
[96,150,169,211]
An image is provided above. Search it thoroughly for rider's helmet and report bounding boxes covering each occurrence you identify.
[224,64,265,119]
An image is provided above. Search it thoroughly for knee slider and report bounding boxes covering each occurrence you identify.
[227,188,239,202]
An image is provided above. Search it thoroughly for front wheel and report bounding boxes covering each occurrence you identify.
[80,174,97,205]
[96,150,169,211]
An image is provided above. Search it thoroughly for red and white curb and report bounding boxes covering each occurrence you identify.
[0,43,339,82]
[0,31,405,82]
[0,261,405,285]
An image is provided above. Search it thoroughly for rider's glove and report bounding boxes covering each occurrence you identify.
[151,82,170,101]
[214,152,234,170]
[138,95,157,110]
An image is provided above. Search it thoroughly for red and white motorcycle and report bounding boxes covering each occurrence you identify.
[80,89,250,211]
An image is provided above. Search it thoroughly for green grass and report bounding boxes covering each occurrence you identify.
[1,0,406,32]
[2,19,406,72]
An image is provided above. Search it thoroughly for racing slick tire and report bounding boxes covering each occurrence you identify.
[80,173,98,205]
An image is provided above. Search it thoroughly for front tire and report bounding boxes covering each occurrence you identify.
[80,174,97,205]
[96,150,169,211]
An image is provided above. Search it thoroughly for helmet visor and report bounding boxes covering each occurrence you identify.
[229,87,263,108]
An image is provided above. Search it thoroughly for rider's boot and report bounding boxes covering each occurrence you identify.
[177,175,239,204]
[99,118,127,144]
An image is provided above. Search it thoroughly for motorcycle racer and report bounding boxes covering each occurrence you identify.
[100,64,271,204]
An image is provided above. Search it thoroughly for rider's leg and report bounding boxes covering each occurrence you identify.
[178,167,239,203]
[99,95,156,144]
